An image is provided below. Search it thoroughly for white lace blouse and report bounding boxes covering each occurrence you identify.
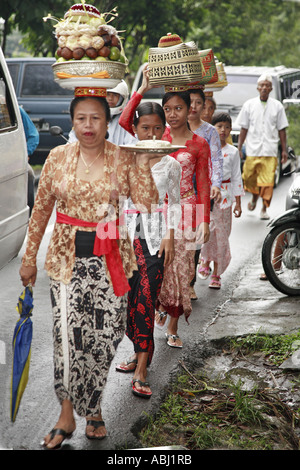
[125,154,182,255]
[194,121,223,188]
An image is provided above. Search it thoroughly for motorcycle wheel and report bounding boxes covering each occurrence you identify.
[262,222,300,296]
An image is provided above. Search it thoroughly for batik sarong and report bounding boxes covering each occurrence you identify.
[126,237,164,365]
[50,255,127,417]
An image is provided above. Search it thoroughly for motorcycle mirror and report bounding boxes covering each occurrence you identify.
[50,126,69,143]
[288,146,297,161]
[50,125,64,136]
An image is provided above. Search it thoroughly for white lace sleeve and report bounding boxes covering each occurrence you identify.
[231,147,244,197]
[166,158,182,230]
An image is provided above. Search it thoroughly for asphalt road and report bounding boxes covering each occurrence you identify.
[0,174,293,452]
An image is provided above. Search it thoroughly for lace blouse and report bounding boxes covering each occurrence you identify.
[22,140,159,285]
[119,92,212,227]
[126,155,182,255]
[162,127,211,227]
[219,143,244,209]
[193,121,223,188]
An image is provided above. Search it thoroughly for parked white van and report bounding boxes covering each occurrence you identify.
[0,47,29,269]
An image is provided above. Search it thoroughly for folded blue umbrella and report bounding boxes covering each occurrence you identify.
[10,285,33,422]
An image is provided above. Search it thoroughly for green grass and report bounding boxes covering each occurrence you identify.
[230,331,300,366]
[139,372,292,450]
[138,336,300,451]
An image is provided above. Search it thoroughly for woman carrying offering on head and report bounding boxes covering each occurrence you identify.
[116,67,181,397]
[119,67,211,349]
[19,91,159,449]
[188,88,223,298]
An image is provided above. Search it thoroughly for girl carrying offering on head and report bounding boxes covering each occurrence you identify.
[116,67,182,397]
[119,65,211,349]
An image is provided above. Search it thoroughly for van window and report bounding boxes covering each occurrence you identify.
[21,63,73,97]
[0,65,16,131]
[280,72,300,100]
[7,63,19,89]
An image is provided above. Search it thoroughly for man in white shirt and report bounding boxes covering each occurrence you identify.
[236,73,289,219]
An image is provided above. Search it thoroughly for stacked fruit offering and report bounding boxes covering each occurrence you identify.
[48,3,126,64]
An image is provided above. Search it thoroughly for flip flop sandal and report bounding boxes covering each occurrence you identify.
[209,275,221,289]
[247,200,257,211]
[260,269,282,281]
[259,273,268,281]
[197,263,211,280]
[85,420,107,440]
[42,428,73,450]
[165,333,183,348]
[155,310,168,329]
[260,210,270,220]
[132,379,152,399]
[115,358,137,373]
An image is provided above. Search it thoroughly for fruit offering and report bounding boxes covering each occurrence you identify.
[44,3,127,64]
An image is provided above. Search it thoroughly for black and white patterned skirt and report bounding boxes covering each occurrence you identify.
[50,245,127,417]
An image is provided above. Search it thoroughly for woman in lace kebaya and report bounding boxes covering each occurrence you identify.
[19,93,159,448]
[117,68,182,398]
[156,91,211,347]
[188,88,223,299]
[119,68,211,349]
[188,88,223,203]
[199,112,243,289]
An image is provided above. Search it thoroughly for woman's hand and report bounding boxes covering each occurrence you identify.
[211,186,221,203]
[196,222,210,245]
[233,203,242,218]
[19,264,37,287]
[137,64,159,96]
[233,196,242,218]
[158,230,175,267]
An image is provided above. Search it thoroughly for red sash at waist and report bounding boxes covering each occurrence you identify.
[56,211,130,297]
[222,178,231,183]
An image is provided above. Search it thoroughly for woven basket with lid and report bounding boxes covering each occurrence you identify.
[148,41,204,87]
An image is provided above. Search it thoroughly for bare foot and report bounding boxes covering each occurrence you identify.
[189,286,198,300]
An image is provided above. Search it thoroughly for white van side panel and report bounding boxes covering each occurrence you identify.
[0,126,28,209]
[0,47,29,269]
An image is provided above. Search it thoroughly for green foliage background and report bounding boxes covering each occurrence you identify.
[1,0,300,152]
[1,0,300,72]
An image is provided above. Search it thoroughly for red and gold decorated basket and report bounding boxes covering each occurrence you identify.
[198,49,218,85]
[204,60,228,92]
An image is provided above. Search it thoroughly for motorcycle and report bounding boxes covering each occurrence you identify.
[261,169,300,296]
